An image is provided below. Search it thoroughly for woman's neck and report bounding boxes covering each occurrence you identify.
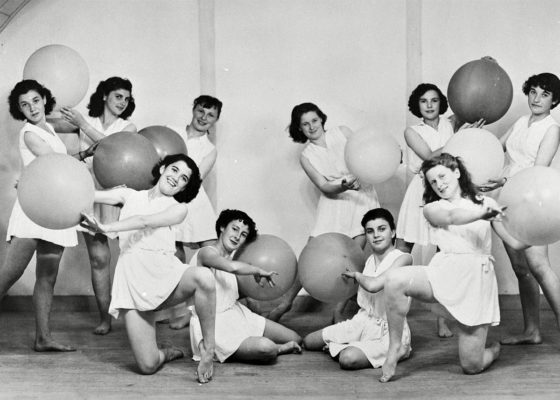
[529,111,550,125]
[186,124,206,138]
[423,116,440,130]
[100,111,118,128]
[373,244,394,264]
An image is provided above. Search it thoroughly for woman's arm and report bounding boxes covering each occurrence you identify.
[404,126,443,161]
[93,187,132,206]
[60,107,137,142]
[300,155,358,195]
[82,202,187,234]
[491,219,529,250]
[23,131,56,157]
[197,148,217,180]
[535,125,560,167]
[342,253,413,293]
[423,200,502,227]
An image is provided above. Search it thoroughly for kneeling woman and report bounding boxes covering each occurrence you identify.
[81,154,216,383]
[303,208,413,370]
[189,209,302,364]
[380,153,526,382]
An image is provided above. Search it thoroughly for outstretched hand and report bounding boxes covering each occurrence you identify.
[459,118,486,130]
[341,268,358,281]
[253,270,278,287]
[60,106,85,128]
[341,174,361,191]
[80,212,106,234]
[482,205,507,221]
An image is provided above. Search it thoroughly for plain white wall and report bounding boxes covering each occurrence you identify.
[1,0,560,296]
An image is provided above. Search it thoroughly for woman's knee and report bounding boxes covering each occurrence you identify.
[338,351,362,370]
[460,358,484,375]
[193,267,215,291]
[256,340,278,362]
[88,246,111,270]
[136,356,161,375]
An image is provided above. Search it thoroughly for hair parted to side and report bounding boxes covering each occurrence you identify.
[408,83,448,118]
[215,209,258,244]
[288,102,327,143]
[151,153,201,204]
[88,77,135,119]
[8,80,56,120]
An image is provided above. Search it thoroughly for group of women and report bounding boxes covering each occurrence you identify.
[1,70,560,384]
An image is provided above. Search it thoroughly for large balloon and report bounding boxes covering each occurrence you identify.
[235,234,297,300]
[138,125,188,160]
[23,44,89,109]
[93,132,160,190]
[443,128,504,185]
[345,129,401,184]
[18,154,94,229]
[447,57,513,124]
[499,166,560,245]
[298,233,366,303]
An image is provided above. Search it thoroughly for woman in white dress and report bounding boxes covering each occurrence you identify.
[52,77,137,335]
[379,153,527,383]
[268,102,380,322]
[81,154,216,383]
[482,73,560,345]
[189,209,302,363]
[304,208,412,370]
[0,80,81,351]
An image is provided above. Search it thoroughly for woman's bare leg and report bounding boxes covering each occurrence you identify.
[33,240,75,352]
[0,237,37,298]
[303,329,326,351]
[83,233,112,335]
[457,323,500,374]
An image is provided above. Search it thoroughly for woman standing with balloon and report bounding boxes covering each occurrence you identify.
[380,153,526,383]
[53,76,137,335]
[188,209,302,364]
[80,154,216,382]
[483,73,560,345]
[267,102,380,322]
[0,80,78,351]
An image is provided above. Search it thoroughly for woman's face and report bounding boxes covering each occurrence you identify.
[365,218,394,254]
[418,90,441,121]
[528,86,554,116]
[104,88,131,117]
[191,104,219,132]
[425,164,460,200]
[18,90,46,124]
[220,219,250,253]
[158,161,192,196]
[299,111,325,141]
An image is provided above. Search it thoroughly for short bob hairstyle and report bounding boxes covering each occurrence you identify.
[522,73,560,109]
[288,102,328,143]
[215,209,258,244]
[8,80,56,121]
[421,153,481,206]
[151,154,201,204]
[408,83,448,118]
[193,95,223,118]
[361,207,397,244]
[87,77,135,119]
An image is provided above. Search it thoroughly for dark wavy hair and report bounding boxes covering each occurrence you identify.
[288,102,327,143]
[193,95,223,118]
[408,83,448,118]
[151,154,201,204]
[421,153,481,205]
[522,73,560,109]
[8,80,56,120]
[88,77,135,119]
[215,209,258,244]
[361,207,396,244]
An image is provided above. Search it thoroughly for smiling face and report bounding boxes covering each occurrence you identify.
[104,88,131,117]
[527,85,554,117]
[418,89,441,121]
[220,219,250,253]
[299,111,325,141]
[191,104,219,133]
[18,90,46,124]
[158,160,192,196]
[425,164,461,200]
[365,217,395,254]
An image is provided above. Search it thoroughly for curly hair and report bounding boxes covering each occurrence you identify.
[87,77,135,119]
[288,102,327,143]
[215,209,258,244]
[151,154,201,204]
[421,153,482,205]
[8,80,56,120]
[193,95,223,118]
[522,73,560,109]
[408,83,448,118]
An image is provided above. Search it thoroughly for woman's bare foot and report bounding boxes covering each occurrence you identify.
[93,319,111,335]
[169,315,190,330]
[437,317,453,338]
[161,346,185,362]
[197,342,214,384]
[379,345,408,383]
[487,341,501,359]
[278,341,303,355]
[34,338,76,352]
[500,330,542,345]
[266,302,292,322]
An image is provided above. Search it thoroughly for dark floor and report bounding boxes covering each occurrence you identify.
[0,296,559,400]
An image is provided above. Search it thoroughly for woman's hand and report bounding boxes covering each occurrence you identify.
[60,107,86,129]
[459,118,485,130]
[80,212,107,234]
[478,177,507,192]
[481,204,507,221]
[341,268,359,281]
[253,269,278,287]
[341,174,361,191]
